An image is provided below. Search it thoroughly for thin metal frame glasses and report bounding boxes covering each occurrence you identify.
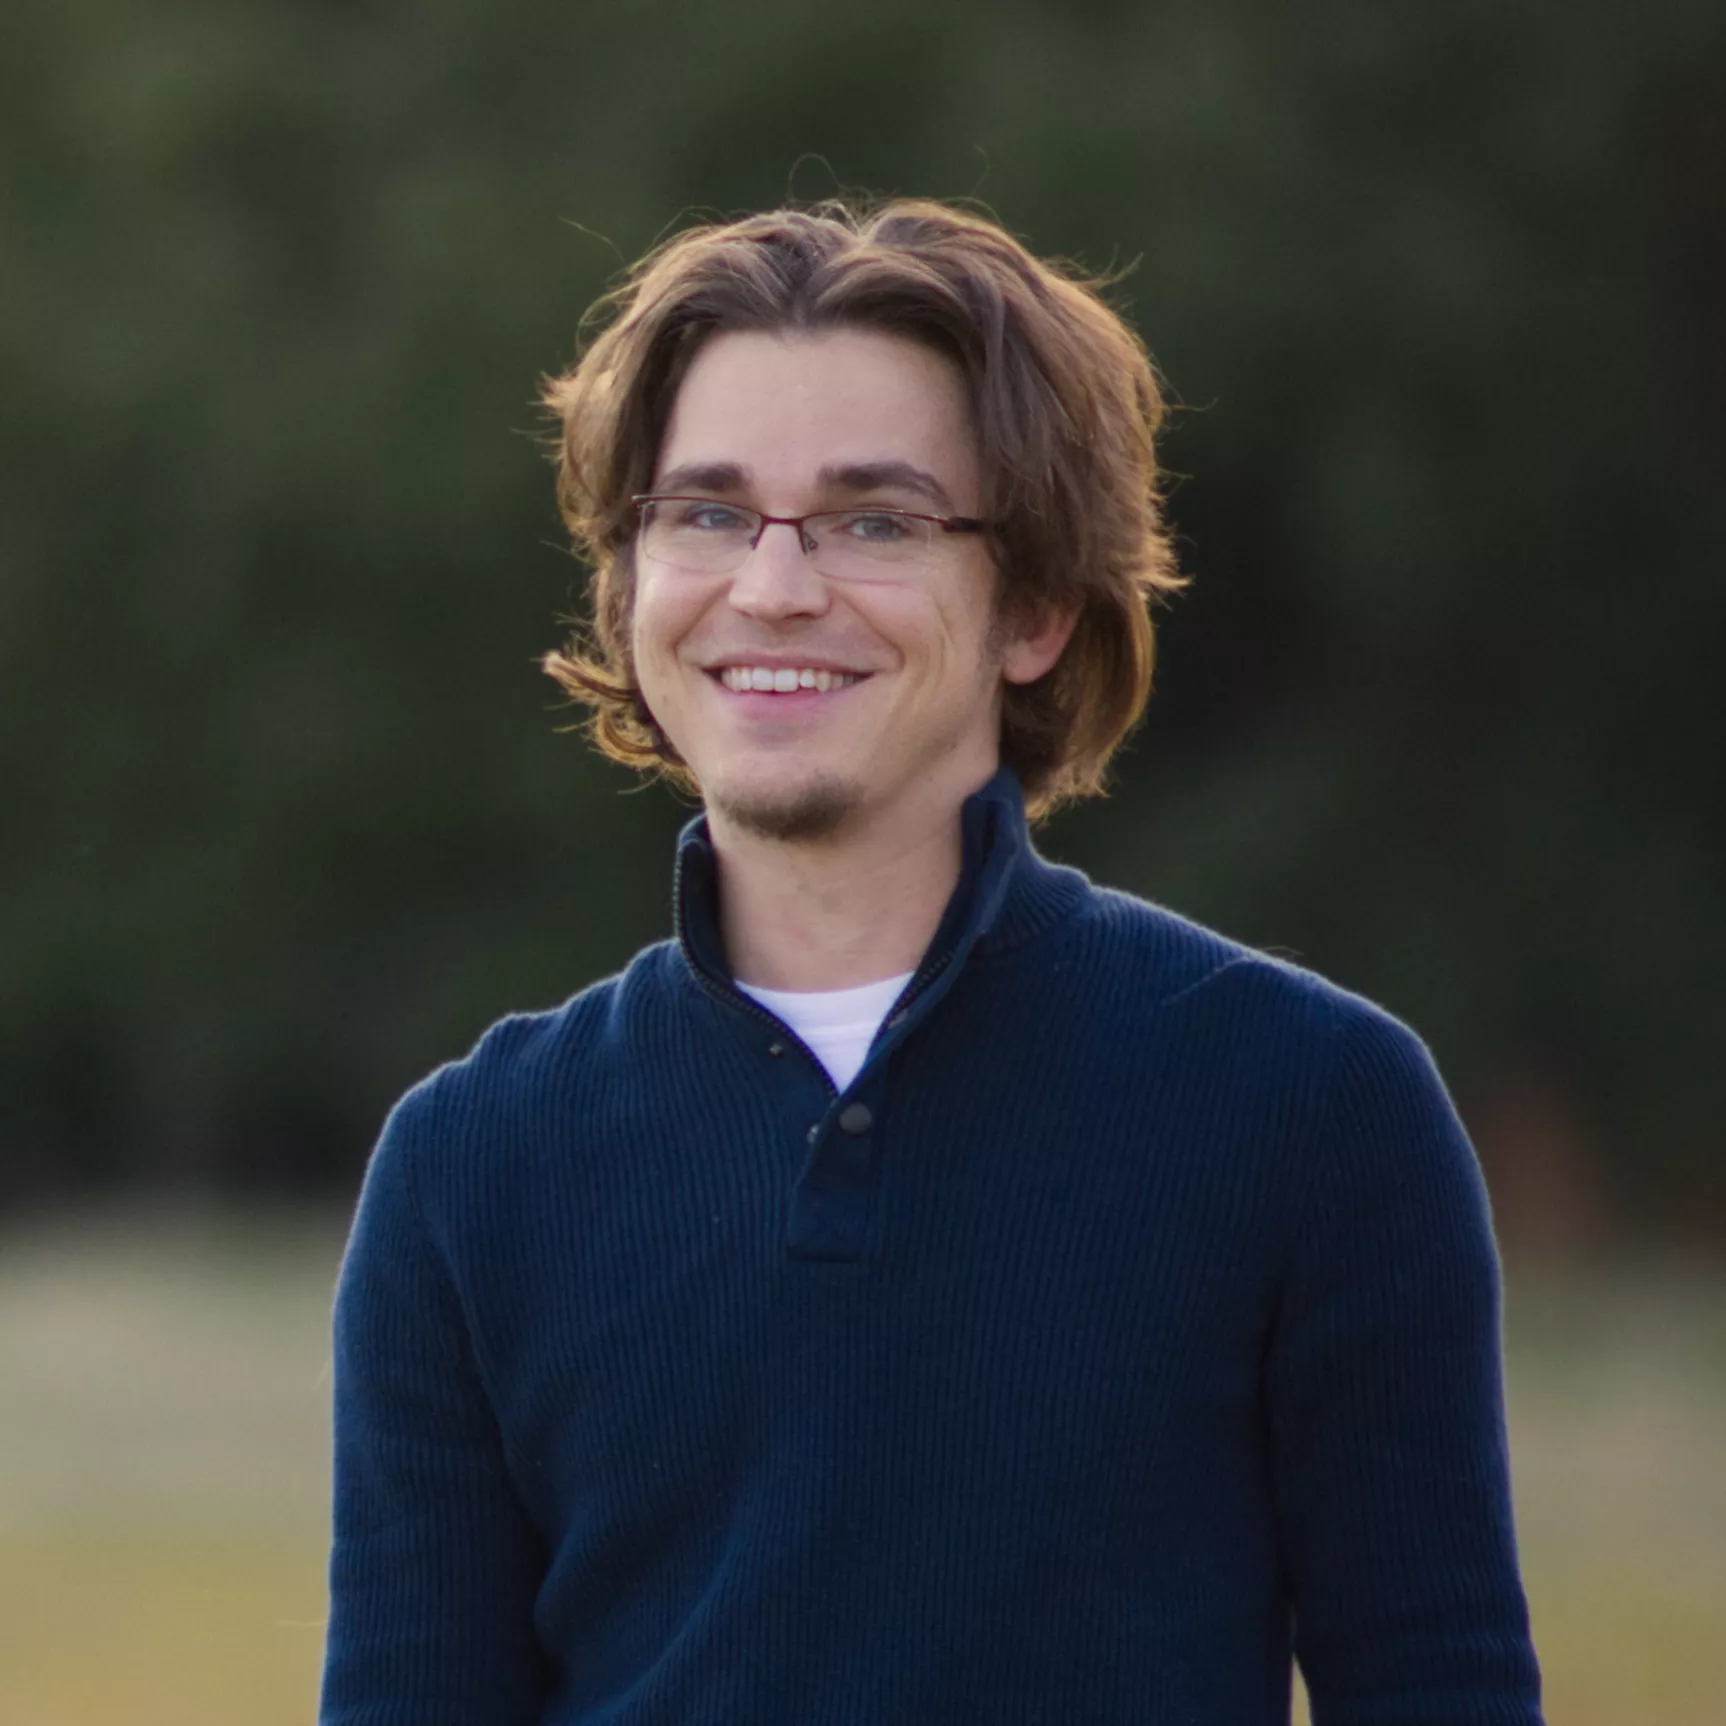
[632,495,989,582]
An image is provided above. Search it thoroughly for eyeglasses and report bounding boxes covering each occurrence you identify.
[632,495,990,582]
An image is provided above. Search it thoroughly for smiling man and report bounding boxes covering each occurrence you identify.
[321,201,1543,1725]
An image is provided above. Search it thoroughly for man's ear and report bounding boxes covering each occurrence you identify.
[999,599,1081,686]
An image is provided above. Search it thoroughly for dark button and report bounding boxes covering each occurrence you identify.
[837,1101,873,1136]
[767,1041,786,1058]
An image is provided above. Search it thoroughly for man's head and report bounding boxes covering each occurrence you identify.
[542,198,1182,828]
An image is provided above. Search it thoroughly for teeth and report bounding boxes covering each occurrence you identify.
[719,666,859,693]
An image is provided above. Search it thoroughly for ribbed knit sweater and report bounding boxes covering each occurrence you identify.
[322,769,1543,1725]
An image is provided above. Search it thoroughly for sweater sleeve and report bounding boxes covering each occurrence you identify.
[320,1088,551,1725]
[1265,1001,1544,1726]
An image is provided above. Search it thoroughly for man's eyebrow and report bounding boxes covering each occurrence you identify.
[653,461,750,495]
[650,459,957,511]
[818,462,955,511]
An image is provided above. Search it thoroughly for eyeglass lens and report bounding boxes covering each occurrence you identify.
[639,500,943,580]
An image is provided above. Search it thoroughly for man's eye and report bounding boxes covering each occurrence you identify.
[836,510,915,543]
[673,502,752,532]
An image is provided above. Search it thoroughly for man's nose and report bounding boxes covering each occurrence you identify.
[726,519,830,619]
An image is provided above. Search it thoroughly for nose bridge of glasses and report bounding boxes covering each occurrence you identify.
[749,511,820,557]
[729,512,827,605]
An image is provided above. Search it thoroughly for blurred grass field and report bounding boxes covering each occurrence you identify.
[2,1208,1723,1724]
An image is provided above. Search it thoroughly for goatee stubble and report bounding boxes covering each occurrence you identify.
[709,774,861,843]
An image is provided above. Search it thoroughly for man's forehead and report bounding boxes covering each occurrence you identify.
[652,327,982,506]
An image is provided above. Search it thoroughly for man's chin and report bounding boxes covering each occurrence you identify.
[708,773,862,844]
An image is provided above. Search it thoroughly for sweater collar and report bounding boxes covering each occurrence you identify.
[672,767,1088,998]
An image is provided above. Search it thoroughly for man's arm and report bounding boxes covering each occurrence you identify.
[1266,1000,1544,1726]
[321,1090,550,1726]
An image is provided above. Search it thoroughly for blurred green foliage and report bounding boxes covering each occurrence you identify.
[3,0,1722,1218]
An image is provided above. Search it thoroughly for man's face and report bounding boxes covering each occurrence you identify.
[632,326,1065,847]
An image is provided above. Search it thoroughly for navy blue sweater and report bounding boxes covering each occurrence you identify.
[322,771,1542,1724]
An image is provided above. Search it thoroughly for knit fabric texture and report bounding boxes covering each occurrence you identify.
[322,769,1543,1725]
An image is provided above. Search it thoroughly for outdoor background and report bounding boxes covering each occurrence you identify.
[3,0,1723,1720]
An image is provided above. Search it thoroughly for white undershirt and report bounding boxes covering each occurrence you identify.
[736,971,915,1092]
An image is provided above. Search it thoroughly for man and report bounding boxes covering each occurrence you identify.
[321,199,1543,1724]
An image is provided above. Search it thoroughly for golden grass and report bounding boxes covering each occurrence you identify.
[0,1528,327,1726]
[2,1209,1723,1724]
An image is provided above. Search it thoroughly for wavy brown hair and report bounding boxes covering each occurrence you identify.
[541,197,1183,816]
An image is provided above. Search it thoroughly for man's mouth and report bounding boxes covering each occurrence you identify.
[715,666,866,693]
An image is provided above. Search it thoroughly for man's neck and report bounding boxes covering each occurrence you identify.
[710,798,969,993]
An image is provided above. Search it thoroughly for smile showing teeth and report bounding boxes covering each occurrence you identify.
[718,666,862,693]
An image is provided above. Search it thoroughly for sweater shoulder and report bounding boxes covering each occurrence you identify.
[1066,889,1470,1215]
[1069,883,1428,1058]
[375,939,686,1182]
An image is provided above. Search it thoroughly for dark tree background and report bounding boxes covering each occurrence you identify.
[4,0,1722,1238]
